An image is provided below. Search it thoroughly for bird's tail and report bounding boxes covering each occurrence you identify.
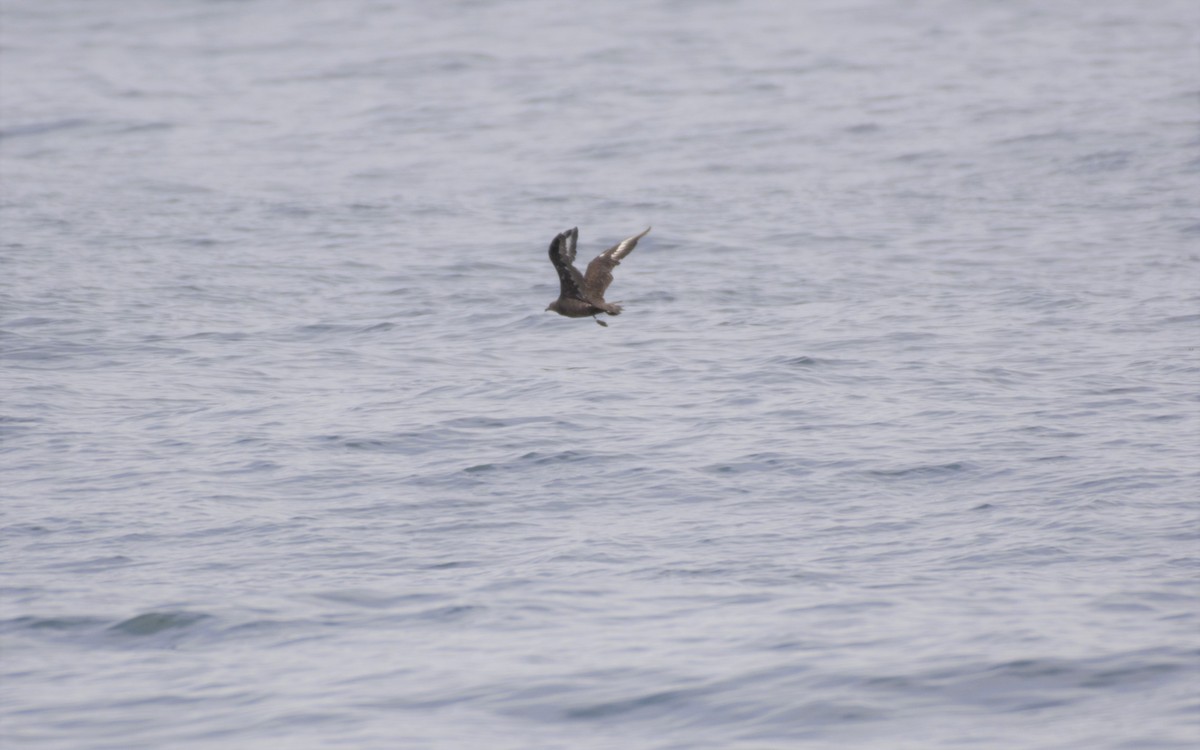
[603,302,623,316]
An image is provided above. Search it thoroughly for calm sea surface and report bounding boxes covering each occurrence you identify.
[2,1,1198,748]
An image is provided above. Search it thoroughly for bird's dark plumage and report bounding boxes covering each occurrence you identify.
[545,226,651,326]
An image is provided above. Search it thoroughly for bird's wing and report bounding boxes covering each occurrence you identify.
[584,226,651,299]
[548,227,587,300]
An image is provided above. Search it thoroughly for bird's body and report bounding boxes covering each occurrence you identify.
[545,226,651,326]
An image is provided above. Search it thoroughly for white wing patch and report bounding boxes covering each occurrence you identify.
[563,227,578,264]
[607,226,651,261]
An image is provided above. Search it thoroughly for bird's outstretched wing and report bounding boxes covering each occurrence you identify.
[584,226,651,299]
[548,227,587,300]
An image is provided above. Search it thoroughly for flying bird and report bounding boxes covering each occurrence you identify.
[545,226,651,326]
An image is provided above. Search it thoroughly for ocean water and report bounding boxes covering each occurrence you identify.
[2,0,1198,748]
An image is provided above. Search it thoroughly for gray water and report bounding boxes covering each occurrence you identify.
[2,1,1199,748]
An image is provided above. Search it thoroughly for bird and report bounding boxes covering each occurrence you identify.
[544,226,651,326]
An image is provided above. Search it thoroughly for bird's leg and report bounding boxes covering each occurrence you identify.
[593,315,608,327]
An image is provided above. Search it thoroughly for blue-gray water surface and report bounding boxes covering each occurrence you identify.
[2,1,1198,748]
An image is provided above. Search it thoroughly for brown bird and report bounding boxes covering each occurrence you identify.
[544,226,651,326]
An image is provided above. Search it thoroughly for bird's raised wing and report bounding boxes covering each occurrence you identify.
[584,226,651,299]
[548,227,587,300]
